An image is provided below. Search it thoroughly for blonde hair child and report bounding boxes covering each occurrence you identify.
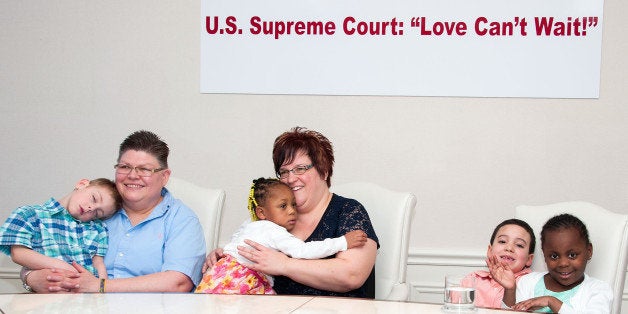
[0,178,122,279]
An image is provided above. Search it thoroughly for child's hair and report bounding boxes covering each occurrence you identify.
[489,218,536,254]
[541,213,591,246]
[247,177,287,221]
[89,178,123,216]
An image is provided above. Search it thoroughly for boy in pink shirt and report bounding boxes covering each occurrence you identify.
[465,219,535,308]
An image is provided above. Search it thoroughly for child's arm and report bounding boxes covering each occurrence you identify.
[502,287,517,308]
[10,245,76,272]
[93,255,107,279]
[269,227,367,259]
[512,296,562,312]
[485,249,517,307]
[343,230,367,249]
[513,278,613,313]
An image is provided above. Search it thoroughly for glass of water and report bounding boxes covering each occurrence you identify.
[443,274,476,312]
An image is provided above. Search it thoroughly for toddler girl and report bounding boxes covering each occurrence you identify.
[467,218,535,308]
[195,177,367,294]
[491,213,612,313]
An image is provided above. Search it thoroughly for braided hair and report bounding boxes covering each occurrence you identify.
[247,177,287,221]
[541,213,591,247]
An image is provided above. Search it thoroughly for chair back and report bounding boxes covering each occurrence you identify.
[166,177,226,252]
[332,182,417,301]
[515,201,628,314]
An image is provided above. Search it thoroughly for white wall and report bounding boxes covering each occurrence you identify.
[1,0,627,310]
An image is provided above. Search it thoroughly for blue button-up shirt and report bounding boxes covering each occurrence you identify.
[104,188,206,285]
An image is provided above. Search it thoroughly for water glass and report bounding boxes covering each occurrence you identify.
[443,274,476,312]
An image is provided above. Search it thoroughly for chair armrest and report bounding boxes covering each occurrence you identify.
[385,283,411,301]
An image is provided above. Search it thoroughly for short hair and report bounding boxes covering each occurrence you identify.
[272,127,334,187]
[541,213,591,247]
[118,130,169,168]
[489,218,536,254]
[247,177,288,221]
[88,178,123,217]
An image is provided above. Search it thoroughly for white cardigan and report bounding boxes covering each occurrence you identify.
[515,272,612,314]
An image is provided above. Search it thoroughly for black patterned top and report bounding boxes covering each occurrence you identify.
[273,193,379,298]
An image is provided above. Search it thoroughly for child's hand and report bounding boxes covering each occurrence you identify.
[486,248,515,290]
[344,230,367,249]
[513,296,562,313]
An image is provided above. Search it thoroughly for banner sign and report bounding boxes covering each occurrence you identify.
[200,0,604,98]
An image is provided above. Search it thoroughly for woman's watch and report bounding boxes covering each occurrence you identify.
[20,267,33,292]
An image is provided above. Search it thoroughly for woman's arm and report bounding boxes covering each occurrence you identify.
[11,245,76,273]
[92,256,107,279]
[240,238,377,292]
[101,271,193,292]
[60,262,194,293]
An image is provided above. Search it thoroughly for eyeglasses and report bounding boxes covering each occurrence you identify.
[277,164,313,179]
[114,164,165,177]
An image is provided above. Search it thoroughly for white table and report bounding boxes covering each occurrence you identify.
[0,293,518,313]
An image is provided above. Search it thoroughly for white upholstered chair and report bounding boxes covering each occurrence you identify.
[331,182,417,301]
[166,177,226,253]
[515,202,628,314]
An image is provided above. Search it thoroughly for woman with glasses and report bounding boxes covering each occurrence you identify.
[205,127,379,298]
[23,130,206,293]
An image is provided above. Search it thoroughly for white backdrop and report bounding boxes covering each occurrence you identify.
[0,0,627,294]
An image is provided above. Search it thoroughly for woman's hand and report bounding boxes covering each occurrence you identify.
[202,248,225,273]
[56,262,99,293]
[26,268,80,293]
[238,239,290,276]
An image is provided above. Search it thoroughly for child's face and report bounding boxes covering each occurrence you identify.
[488,224,534,273]
[67,182,118,222]
[255,184,297,231]
[542,227,592,291]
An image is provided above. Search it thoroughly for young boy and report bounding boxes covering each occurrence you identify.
[466,218,536,308]
[0,178,122,279]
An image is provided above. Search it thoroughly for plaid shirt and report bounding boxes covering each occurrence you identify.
[0,198,108,276]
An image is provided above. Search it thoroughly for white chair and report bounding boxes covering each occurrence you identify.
[331,182,417,301]
[515,202,628,314]
[166,177,226,253]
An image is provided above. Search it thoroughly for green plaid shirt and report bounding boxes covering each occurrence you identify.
[0,198,108,276]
